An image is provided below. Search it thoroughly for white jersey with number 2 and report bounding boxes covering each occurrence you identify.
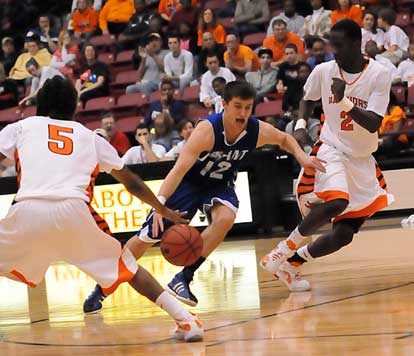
[303,59,392,158]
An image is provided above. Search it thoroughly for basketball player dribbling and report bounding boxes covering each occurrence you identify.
[0,77,205,342]
[261,19,394,291]
[83,81,326,312]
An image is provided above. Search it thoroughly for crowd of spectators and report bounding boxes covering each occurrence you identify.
[0,0,413,177]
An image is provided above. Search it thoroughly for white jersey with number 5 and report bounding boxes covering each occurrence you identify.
[303,59,392,158]
[0,116,123,202]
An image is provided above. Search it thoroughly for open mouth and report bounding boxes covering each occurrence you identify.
[236,118,245,125]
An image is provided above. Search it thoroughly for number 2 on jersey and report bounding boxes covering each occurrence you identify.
[48,125,74,155]
[340,111,354,131]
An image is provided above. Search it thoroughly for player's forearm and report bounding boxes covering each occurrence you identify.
[158,167,186,200]
[279,132,308,163]
[125,176,166,213]
[348,107,382,133]
[298,99,315,122]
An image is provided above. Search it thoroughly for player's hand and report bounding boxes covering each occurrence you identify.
[298,154,327,173]
[152,208,189,237]
[331,78,346,103]
[293,128,313,146]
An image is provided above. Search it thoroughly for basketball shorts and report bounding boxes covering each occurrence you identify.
[138,179,238,243]
[296,141,394,222]
[0,199,137,295]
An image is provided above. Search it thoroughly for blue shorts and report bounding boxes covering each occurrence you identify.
[137,179,238,243]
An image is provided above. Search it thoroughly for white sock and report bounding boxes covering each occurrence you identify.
[286,227,307,249]
[155,291,193,322]
[297,245,314,261]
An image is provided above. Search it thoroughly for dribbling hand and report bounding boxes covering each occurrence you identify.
[331,78,346,103]
[152,208,189,238]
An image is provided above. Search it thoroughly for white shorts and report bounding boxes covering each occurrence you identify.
[296,142,394,222]
[0,199,138,295]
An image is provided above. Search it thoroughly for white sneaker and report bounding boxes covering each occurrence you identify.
[401,214,414,228]
[174,315,204,342]
[275,262,311,292]
[260,240,296,274]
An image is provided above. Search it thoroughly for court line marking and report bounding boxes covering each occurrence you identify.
[0,282,411,348]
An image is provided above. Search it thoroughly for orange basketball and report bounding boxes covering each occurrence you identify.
[160,225,203,266]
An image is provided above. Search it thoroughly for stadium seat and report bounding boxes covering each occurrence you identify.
[84,96,115,112]
[0,106,22,123]
[243,32,267,48]
[90,34,113,49]
[254,100,283,118]
[98,52,114,65]
[396,14,410,28]
[84,120,101,131]
[117,116,143,132]
[407,85,414,106]
[112,70,137,86]
[391,86,406,105]
[114,93,148,117]
[220,17,236,30]
[21,106,36,119]
[182,85,201,102]
[185,106,211,121]
[115,50,134,65]
[150,89,180,103]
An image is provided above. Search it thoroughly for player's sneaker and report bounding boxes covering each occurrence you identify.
[401,214,414,228]
[174,314,204,342]
[275,262,311,292]
[167,272,198,307]
[83,284,106,314]
[260,240,296,274]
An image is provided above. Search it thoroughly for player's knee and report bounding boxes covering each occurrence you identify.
[212,210,235,232]
[325,199,349,218]
[332,223,355,249]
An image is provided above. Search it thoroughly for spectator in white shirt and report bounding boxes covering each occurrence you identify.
[361,10,385,54]
[397,44,414,86]
[378,8,409,65]
[162,119,194,160]
[267,0,304,38]
[199,52,235,108]
[19,58,64,106]
[122,124,166,165]
[303,0,331,41]
[163,34,194,91]
[365,40,398,83]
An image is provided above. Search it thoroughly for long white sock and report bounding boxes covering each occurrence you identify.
[297,245,314,262]
[156,291,193,321]
[286,227,308,249]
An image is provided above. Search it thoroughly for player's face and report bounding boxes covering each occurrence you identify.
[362,14,374,31]
[181,122,194,140]
[329,31,355,69]
[223,97,254,129]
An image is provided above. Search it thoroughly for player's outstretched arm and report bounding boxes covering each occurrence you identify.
[256,120,326,172]
[111,167,188,225]
[0,152,6,163]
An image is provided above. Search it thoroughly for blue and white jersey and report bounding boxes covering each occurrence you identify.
[185,112,259,187]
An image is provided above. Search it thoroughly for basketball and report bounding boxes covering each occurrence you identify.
[160,225,203,266]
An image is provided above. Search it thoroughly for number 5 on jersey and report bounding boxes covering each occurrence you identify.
[340,111,354,131]
[48,124,74,155]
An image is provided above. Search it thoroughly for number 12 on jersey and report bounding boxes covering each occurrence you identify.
[340,111,354,131]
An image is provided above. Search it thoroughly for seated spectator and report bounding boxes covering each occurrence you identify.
[234,0,269,38]
[197,8,226,47]
[71,0,102,12]
[306,37,334,70]
[99,0,136,36]
[9,36,52,82]
[263,19,304,68]
[267,0,304,38]
[50,31,79,79]
[144,78,185,127]
[0,37,18,76]
[163,34,194,91]
[122,123,166,164]
[25,14,58,53]
[170,0,199,32]
[72,0,99,39]
[100,111,131,155]
[162,119,194,160]
[331,0,362,26]
[303,0,332,41]
[211,76,226,113]
[158,0,197,22]
[0,62,18,110]
[75,44,109,105]
[198,32,226,76]
[245,48,278,103]
[18,58,64,106]
[151,112,180,151]
[397,45,414,86]
[177,22,198,54]
[365,40,398,82]
[224,33,260,79]
[126,33,168,96]
[361,9,384,54]
[200,53,236,108]
[276,44,306,114]
[378,8,409,66]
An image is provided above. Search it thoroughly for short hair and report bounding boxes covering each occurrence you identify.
[212,76,226,86]
[161,78,175,88]
[298,62,312,72]
[36,76,78,121]
[285,43,298,53]
[258,48,273,58]
[226,32,240,41]
[101,111,114,120]
[272,18,287,28]
[378,8,396,26]
[135,123,148,131]
[311,37,325,47]
[205,51,219,61]
[223,81,256,102]
[331,19,362,43]
[177,119,193,132]
[25,57,40,69]
[167,33,180,41]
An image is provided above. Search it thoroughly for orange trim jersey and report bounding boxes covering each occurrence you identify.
[0,116,124,202]
[303,59,392,158]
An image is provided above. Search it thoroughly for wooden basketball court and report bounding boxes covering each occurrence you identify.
[1,226,414,355]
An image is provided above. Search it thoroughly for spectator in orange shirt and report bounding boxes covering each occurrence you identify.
[72,0,99,39]
[99,0,136,36]
[197,8,226,47]
[262,18,304,68]
[224,33,260,79]
[158,0,197,22]
[331,0,362,26]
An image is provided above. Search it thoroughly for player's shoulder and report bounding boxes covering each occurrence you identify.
[314,60,336,72]
[367,58,391,78]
